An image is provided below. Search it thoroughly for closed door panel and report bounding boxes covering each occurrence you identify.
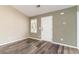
[41,16,53,42]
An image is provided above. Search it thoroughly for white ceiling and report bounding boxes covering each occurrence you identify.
[12,5,74,17]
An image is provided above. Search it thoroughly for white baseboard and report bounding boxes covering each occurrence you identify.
[0,37,28,46]
[28,37,79,49]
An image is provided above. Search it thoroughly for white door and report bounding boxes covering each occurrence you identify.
[41,16,53,42]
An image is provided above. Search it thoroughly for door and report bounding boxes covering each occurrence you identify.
[41,16,53,42]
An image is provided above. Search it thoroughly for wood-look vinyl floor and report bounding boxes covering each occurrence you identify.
[0,38,79,54]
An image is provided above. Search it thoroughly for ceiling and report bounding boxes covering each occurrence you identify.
[12,5,74,17]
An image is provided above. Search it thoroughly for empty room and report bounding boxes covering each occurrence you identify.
[0,5,78,54]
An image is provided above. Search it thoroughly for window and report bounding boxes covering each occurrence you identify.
[31,19,37,33]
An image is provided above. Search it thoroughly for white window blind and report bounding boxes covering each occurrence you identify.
[31,19,37,33]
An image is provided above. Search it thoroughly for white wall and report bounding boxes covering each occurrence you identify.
[0,6,29,45]
[77,6,79,47]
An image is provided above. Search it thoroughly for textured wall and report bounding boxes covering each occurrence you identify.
[53,6,77,47]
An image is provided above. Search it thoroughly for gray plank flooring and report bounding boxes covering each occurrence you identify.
[0,38,79,54]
